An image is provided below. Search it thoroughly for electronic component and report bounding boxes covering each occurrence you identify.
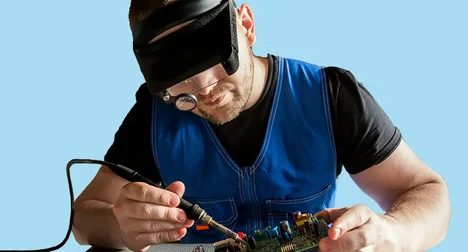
[192,245,206,252]
[213,212,329,252]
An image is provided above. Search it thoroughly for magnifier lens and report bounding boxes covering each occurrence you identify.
[175,95,197,111]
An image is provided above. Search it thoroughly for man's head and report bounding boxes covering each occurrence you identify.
[129,0,259,125]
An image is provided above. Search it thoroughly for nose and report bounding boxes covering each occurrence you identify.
[197,84,216,96]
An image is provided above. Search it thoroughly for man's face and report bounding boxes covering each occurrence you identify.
[150,4,257,126]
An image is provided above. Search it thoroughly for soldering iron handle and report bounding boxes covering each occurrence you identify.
[178,199,205,221]
[114,164,208,222]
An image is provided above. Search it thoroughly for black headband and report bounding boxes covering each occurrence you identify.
[132,0,223,47]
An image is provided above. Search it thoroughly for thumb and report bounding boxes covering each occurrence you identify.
[165,181,186,198]
[314,207,350,224]
[315,207,352,240]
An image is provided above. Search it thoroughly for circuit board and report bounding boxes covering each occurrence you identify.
[211,211,329,252]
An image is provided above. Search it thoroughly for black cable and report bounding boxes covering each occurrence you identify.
[1,158,241,251]
[0,158,129,252]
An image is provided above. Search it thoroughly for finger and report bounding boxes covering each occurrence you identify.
[319,224,376,251]
[134,227,188,244]
[123,199,189,222]
[125,243,150,252]
[314,207,350,224]
[165,181,185,198]
[125,218,195,233]
[330,204,373,240]
[122,182,181,207]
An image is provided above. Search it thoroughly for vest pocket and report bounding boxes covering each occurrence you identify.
[181,196,238,243]
[265,184,331,227]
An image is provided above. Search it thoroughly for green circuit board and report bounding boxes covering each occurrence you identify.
[244,230,322,252]
[212,212,329,252]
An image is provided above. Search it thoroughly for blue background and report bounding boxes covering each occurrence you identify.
[0,1,465,251]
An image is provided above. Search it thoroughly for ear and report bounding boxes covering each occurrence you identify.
[236,4,256,46]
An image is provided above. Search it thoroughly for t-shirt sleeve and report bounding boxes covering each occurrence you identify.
[104,83,162,183]
[325,67,402,174]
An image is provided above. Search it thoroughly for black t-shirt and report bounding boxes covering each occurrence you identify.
[104,54,402,184]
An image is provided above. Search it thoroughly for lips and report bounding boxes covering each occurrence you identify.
[204,94,226,106]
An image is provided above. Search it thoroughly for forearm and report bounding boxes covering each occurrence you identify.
[385,180,451,251]
[72,199,126,249]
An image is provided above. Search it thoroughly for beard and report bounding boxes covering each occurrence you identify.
[194,55,255,126]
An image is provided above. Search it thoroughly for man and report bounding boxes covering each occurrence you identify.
[72,0,451,251]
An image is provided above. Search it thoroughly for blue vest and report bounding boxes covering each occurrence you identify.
[151,56,338,244]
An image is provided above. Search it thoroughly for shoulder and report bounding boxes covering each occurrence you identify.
[272,55,366,100]
[277,56,324,71]
[322,66,376,114]
[135,83,153,103]
[275,56,357,87]
[323,66,360,93]
[320,65,402,174]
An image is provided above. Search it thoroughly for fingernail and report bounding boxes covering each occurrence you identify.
[174,228,186,240]
[170,196,179,206]
[185,219,194,226]
[173,231,182,240]
[334,228,342,237]
[177,211,186,222]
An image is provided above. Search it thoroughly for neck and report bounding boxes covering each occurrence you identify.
[243,55,269,110]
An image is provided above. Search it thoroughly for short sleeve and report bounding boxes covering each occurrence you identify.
[325,67,402,174]
[104,83,161,183]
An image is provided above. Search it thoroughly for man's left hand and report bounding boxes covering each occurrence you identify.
[314,204,402,252]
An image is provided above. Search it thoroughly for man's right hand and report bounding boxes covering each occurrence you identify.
[112,181,195,252]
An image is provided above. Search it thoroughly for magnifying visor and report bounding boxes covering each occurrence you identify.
[132,0,240,111]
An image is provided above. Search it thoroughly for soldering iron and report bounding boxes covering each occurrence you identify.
[112,159,246,245]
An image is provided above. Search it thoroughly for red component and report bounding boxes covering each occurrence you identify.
[196,225,210,231]
[237,232,246,239]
